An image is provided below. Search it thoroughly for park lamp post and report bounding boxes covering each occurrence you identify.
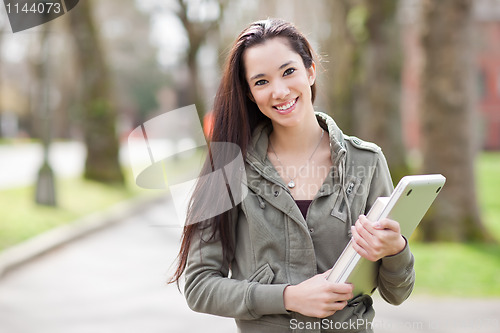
[35,24,56,206]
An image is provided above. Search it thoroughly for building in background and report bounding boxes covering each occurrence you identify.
[476,0,500,149]
[401,0,500,151]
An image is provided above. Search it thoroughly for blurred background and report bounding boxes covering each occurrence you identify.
[0,0,499,332]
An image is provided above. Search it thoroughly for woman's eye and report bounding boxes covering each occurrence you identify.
[284,68,296,76]
[255,79,268,86]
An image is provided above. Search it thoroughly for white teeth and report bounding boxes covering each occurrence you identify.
[275,98,296,111]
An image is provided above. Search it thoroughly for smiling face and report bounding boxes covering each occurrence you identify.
[243,37,316,130]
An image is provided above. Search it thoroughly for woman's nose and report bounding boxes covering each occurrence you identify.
[271,81,290,100]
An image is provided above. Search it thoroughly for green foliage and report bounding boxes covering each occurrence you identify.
[411,243,500,297]
[0,138,39,145]
[116,56,172,123]
[89,98,112,118]
[347,4,369,43]
[130,62,171,122]
[410,152,500,296]
[476,152,500,240]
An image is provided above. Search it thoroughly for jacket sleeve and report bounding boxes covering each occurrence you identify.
[184,207,290,320]
[366,151,416,305]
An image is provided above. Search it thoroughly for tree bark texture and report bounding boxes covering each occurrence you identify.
[419,0,491,242]
[323,0,363,135]
[359,0,409,184]
[68,0,124,184]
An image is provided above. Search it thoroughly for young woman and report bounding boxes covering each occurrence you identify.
[170,19,415,332]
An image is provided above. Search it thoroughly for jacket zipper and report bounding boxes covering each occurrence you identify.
[339,181,355,213]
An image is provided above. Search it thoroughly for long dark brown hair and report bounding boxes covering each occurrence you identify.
[168,18,318,285]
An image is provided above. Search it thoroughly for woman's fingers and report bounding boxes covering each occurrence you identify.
[327,281,354,294]
[351,215,407,260]
[284,273,356,318]
[351,219,375,252]
[351,233,377,261]
[358,215,377,234]
[375,218,401,233]
[352,216,386,261]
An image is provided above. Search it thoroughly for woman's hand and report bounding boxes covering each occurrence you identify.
[283,270,354,318]
[350,215,406,262]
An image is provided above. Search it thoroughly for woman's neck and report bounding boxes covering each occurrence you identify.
[269,112,324,155]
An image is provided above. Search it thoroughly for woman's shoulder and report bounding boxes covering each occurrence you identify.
[342,134,382,154]
[315,111,382,155]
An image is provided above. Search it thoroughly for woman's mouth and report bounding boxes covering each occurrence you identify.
[273,97,298,114]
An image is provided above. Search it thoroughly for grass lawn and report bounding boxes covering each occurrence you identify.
[410,152,500,297]
[0,169,153,251]
[411,242,500,297]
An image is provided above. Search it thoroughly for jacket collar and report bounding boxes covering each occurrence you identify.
[246,111,346,168]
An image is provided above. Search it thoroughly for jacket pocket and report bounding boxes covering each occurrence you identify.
[248,263,275,284]
[331,175,362,223]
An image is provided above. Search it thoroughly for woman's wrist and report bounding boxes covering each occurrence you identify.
[283,285,297,312]
[391,235,407,256]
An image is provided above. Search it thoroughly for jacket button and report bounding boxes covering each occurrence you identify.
[309,228,314,233]
[274,191,280,197]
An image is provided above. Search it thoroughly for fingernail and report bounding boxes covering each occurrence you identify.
[374,222,381,228]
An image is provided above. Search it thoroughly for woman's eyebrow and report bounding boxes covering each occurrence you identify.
[249,60,298,81]
[278,60,297,70]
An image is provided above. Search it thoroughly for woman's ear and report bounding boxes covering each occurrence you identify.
[307,61,317,86]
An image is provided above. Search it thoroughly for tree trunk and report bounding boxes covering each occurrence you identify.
[35,27,57,206]
[359,0,409,183]
[176,0,227,121]
[186,33,205,120]
[323,0,363,135]
[418,0,492,242]
[68,0,124,184]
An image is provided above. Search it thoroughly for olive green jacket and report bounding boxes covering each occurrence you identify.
[184,112,415,332]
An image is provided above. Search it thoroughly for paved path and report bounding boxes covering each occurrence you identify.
[0,198,235,333]
[371,294,500,333]
[0,197,499,333]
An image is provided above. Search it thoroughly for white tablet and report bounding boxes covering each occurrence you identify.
[327,174,446,297]
[377,174,446,237]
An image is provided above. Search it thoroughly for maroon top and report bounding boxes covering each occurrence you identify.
[295,200,312,220]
